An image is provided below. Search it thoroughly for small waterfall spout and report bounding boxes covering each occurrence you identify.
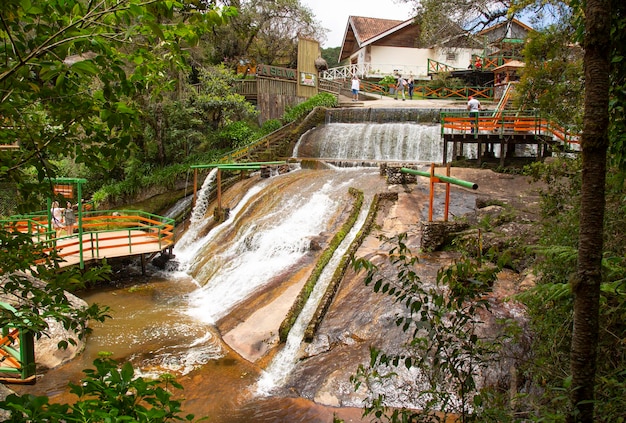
[175,168,218,252]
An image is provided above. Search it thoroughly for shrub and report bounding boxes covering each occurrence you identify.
[283,92,338,123]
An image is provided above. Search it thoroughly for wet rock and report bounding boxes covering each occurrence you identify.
[151,252,174,270]
[383,165,418,185]
[420,221,470,251]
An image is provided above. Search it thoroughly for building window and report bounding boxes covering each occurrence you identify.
[446,52,457,62]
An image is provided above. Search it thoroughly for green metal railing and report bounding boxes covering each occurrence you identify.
[2,210,175,268]
[0,302,36,382]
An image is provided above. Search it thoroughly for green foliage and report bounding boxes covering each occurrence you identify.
[351,234,510,422]
[379,75,397,93]
[259,119,283,136]
[515,157,626,421]
[321,46,342,67]
[0,231,111,347]
[282,93,338,123]
[516,25,584,130]
[0,356,198,422]
[0,0,230,212]
[427,72,465,90]
[215,121,257,150]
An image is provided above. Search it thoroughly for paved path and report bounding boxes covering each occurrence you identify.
[338,93,490,110]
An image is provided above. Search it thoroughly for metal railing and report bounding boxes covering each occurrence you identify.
[2,210,175,268]
[440,111,580,147]
[321,63,430,80]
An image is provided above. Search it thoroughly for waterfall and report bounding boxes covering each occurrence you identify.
[190,168,218,223]
[182,169,369,325]
[255,190,372,395]
[174,181,268,272]
[295,122,472,163]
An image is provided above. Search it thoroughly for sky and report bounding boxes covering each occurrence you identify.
[300,0,415,48]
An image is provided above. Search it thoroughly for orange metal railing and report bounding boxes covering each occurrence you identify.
[2,210,175,268]
[440,111,580,148]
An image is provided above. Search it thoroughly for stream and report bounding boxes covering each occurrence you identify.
[13,120,486,422]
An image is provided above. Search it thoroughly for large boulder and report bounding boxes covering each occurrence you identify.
[0,272,87,371]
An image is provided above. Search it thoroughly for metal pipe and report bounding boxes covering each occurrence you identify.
[190,161,286,169]
[400,167,478,190]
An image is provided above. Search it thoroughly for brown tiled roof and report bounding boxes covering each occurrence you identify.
[349,16,404,44]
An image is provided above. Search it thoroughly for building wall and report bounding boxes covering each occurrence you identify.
[433,47,483,70]
[349,44,485,79]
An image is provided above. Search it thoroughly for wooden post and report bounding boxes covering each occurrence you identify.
[428,163,435,222]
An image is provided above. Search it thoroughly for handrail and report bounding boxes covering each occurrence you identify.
[427,58,460,74]
[440,111,580,147]
[492,82,514,119]
[2,210,175,268]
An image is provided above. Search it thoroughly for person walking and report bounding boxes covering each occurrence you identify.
[351,75,360,102]
[467,95,482,133]
[408,77,414,100]
[394,73,406,101]
[64,201,76,236]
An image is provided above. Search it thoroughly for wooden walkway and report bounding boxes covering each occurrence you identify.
[52,229,174,268]
[440,112,580,165]
[4,210,175,270]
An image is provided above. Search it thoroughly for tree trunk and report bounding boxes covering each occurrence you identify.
[570,0,611,421]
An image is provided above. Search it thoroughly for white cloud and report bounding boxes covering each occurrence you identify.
[301,0,415,48]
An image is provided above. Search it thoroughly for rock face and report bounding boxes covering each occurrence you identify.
[283,168,542,410]
[0,272,87,371]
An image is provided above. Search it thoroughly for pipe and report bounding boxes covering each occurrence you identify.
[400,167,478,190]
[190,161,286,169]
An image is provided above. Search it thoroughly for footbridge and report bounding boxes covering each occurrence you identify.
[440,110,580,165]
[3,209,175,271]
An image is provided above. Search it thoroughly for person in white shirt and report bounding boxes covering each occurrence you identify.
[467,96,481,133]
[50,200,65,238]
[351,75,360,102]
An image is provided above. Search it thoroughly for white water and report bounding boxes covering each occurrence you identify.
[256,182,372,395]
[174,168,218,252]
[295,122,475,162]
[181,168,373,325]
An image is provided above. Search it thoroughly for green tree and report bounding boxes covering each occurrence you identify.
[516,25,584,129]
[0,0,230,397]
[351,235,508,422]
[206,0,324,69]
[570,0,611,419]
[0,356,197,422]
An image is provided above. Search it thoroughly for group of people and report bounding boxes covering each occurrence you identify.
[352,73,482,133]
[350,72,416,102]
[50,200,77,238]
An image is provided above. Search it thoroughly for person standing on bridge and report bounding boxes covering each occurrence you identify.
[467,95,481,134]
[50,201,65,238]
[351,74,360,102]
[64,201,76,236]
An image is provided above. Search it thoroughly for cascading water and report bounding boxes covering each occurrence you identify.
[294,122,477,163]
[175,165,379,327]
[255,188,373,395]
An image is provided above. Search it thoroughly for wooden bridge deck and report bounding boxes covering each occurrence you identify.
[4,210,175,270]
[53,229,174,268]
